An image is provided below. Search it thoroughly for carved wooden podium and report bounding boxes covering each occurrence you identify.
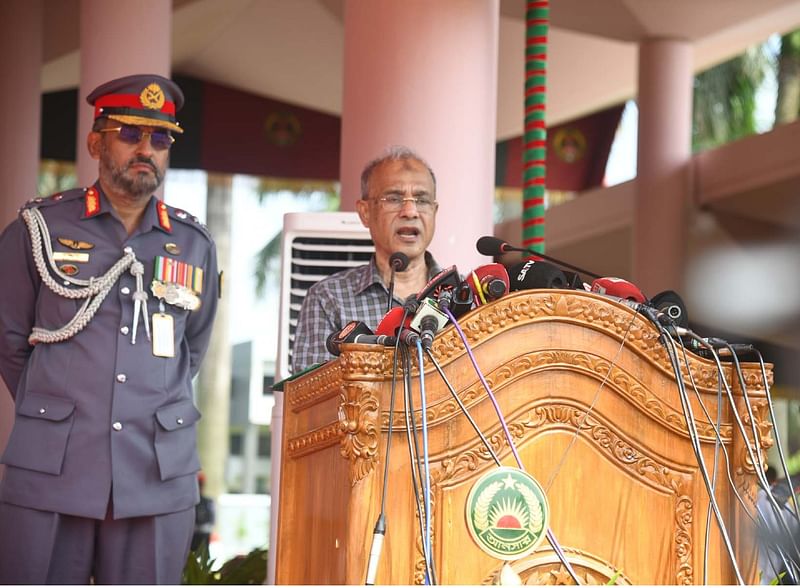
[274,290,772,585]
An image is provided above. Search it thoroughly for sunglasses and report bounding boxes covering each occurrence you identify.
[98,124,175,150]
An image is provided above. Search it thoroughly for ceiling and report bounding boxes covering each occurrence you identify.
[42,0,800,139]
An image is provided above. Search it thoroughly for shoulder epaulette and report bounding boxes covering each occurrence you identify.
[165,203,213,241]
[19,187,86,212]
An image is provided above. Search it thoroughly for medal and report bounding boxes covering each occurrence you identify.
[151,255,203,311]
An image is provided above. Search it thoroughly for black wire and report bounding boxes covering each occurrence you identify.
[659,328,745,584]
[425,349,501,467]
[401,343,436,585]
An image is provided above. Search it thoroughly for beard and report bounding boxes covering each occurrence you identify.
[99,144,165,198]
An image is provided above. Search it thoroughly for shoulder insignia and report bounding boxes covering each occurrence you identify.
[165,203,213,241]
[19,187,87,213]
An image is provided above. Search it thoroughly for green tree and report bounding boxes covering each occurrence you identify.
[692,46,769,152]
[775,30,800,124]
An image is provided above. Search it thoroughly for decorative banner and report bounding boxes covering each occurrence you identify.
[465,466,550,561]
[522,0,549,254]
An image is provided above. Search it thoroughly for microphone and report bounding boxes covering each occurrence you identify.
[325,321,396,356]
[414,265,461,305]
[649,289,689,329]
[409,298,449,351]
[508,259,569,291]
[466,263,510,306]
[386,252,409,313]
[448,281,475,318]
[590,277,647,304]
[476,235,602,279]
[375,307,422,346]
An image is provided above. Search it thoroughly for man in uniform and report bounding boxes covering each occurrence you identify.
[292,146,441,372]
[0,74,219,584]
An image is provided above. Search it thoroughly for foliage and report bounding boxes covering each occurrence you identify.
[692,46,769,152]
[252,180,340,297]
[182,544,268,585]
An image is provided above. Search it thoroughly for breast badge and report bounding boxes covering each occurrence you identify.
[57,237,95,250]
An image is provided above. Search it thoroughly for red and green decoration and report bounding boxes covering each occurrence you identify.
[523,0,548,254]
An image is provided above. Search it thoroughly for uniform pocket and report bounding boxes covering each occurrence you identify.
[0,392,76,475]
[154,399,202,481]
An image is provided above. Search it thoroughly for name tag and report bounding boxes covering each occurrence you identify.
[53,251,89,263]
[152,313,175,358]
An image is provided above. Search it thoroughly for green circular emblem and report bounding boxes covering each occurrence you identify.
[465,466,549,561]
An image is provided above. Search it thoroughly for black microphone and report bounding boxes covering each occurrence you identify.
[649,290,689,329]
[326,321,396,356]
[386,252,410,313]
[418,314,439,352]
[476,235,601,279]
[508,259,569,291]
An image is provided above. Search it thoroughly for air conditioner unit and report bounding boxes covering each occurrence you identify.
[275,211,373,382]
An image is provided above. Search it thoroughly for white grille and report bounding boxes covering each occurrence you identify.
[275,212,373,381]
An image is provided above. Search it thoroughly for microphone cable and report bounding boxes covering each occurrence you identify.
[400,342,437,585]
[658,328,745,584]
[753,348,800,520]
[684,333,800,565]
[673,334,744,584]
[424,349,502,466]
[441,307,582,585]
[416,338,435,582]
[365,307,411,585]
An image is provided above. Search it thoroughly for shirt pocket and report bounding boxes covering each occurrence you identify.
[153,399,202,481]
[1,392,76,475]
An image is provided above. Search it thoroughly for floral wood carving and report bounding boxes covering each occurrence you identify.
[424,291,769,393]
[384,349,732,442]
[286,422,342,458]
[338,382,380,485]
[286,362,342,412]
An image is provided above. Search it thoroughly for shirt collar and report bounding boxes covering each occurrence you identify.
[354,252,442,296]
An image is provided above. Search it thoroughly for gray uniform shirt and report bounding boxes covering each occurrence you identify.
[0,185,218,519]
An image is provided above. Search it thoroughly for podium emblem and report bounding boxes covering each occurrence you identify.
[465,467,549,561]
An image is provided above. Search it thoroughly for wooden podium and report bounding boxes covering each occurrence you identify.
[274,290,772,585]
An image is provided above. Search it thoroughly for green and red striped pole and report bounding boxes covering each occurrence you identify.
[522,0,548,254]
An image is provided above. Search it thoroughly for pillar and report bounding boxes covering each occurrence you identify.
[340,0,499,272]
[634,38,693,296]
[76,0,172,186]
[0,0,43,475]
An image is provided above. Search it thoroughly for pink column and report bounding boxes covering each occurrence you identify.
[76,0,172,186]
[340,0,499,272]
[0,0,43,473]
[0,0,42,227]
[634,38,693,296]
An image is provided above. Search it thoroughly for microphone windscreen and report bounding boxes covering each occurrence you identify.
[468,263,510,305]
[375,307,411,337]
[476,236,507,257]
[649,290,689,328]
[326,321,374,355]
[508,260,568,291]
[389,251,410,272]
[415,265,460,303]
[590,277,646,303]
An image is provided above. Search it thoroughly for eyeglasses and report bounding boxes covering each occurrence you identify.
[98,124,175,150]
[374,195,437,213]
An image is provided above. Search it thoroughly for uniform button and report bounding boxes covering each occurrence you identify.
[121,286,131,295]
[120,326,130,335]
[112,422,123,431]
[39,408,46,414]
[176,417,184,425]
[116,373,127,383]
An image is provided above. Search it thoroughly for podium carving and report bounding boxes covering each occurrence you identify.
[275,290,772,584]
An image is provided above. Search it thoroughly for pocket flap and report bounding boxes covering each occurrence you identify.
[155,399,201,431]
[17,392,75,422]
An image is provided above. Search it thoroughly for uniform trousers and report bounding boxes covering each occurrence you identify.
[0,501,194,584]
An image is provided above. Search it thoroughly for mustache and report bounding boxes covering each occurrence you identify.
[126,156,157,173]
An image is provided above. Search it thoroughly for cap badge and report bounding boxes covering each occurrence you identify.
[164,243,181,256]
[140,83,166,111]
